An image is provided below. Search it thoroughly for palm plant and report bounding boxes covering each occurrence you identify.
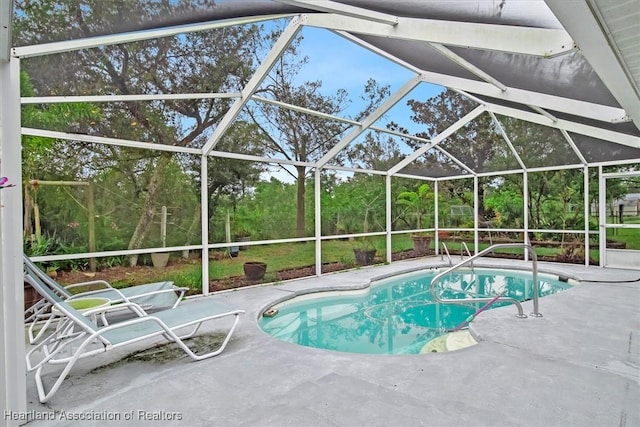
[396,183,434,232]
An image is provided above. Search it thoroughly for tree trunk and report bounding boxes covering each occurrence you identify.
[127,152,172,266]
[184,202,201,245]
[477,185,486,219]
[295,165,306,238]
[23,186,33,239]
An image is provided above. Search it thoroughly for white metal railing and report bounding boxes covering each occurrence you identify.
[461,241,472,260]
[430,243,544,319]
[440,242,452,266]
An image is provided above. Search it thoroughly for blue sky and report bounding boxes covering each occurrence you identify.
[253,18,447,140]
[254,21,446,182]
[291,26,444,136]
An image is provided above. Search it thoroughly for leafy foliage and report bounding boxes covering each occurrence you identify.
[396,183,434,230]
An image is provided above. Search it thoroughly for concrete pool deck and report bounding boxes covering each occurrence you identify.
[21,257,639,426]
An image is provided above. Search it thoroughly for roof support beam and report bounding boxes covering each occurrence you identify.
[206,150,314,168]
[22,128,203,155]
[451,89,487,106]
[202,17,302,155]
[485,103,640,148]
[560,129,588,165]
[545,0,640,128]
[429,43,507,91]
[252,95,360,126]
[418,70,628,123]
[388,105,485,175]
[12,14,291,58]
[21,93,240,104]
[304,14,575,57]
[252,94,433,147]
[275,0,398,25]
[335,31,423,74]
[528,105,558,123]
[434,146,476,175]
[315,75,422,168]
[489,112,527,170]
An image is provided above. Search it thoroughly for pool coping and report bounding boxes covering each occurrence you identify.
[257,262,578,354]
[24,256,640,427]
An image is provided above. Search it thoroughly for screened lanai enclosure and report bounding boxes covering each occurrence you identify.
[1,0,639,420]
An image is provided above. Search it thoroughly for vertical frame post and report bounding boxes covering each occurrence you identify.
[385,174,392,263]
[201,155,209,295]
[584,166,590,266]
[598,165,606,267]
[473,175,479,254]
[523,171,529,262]
[315,167,322,276]
[0,57,27,424]
[434,180,439,255]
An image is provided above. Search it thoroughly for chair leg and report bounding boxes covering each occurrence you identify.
[172,313,242,361]
[33,334,101,403]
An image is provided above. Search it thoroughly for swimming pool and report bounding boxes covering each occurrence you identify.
[259,268,573,355]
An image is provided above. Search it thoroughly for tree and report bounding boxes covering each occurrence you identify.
[346,132,403,171]
[246,27,390,237]
[15,0,263,262]
[396,183,434,230]
[406,90,505,218]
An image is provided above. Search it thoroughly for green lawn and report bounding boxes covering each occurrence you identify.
[120,224,640,290]
[606,215,640,250]
[158,235,415,290]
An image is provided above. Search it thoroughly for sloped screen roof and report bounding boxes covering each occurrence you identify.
[7,0,640,177]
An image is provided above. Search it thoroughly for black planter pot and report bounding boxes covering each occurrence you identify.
[243,261,267,281]
[354,249,376,266]
[237,236,250,251]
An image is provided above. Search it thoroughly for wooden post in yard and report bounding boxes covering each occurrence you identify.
[87,182,96,271]
[29,180,96,271]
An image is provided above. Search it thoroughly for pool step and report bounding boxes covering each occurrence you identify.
[420,330,477,353]
[445,330,477,351]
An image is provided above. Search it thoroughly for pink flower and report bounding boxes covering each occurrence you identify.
[0,177,15,189]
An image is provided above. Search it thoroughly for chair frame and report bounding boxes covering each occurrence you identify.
[24,255,189,343]
[24,270,245,403]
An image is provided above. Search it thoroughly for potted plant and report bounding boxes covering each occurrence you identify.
[397,183,434,256]
[353,238,377,266]
[438,230,451,240]
[243,261,267,281]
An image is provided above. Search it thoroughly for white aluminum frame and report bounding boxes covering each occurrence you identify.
[203,18,302,154]
[304,14,575,57]
[599,169,640,267]
[276,0,398,25]
[12,15,292,58]
[2,7,640,415]
[545,0,640,127]
[0,57,26,426]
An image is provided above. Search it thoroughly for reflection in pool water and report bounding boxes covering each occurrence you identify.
[259,268,572,355]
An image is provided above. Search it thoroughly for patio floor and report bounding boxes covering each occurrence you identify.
[22,257,640,426]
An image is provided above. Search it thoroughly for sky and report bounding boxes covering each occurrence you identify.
[253,22,446,182]
[290,26,444,136]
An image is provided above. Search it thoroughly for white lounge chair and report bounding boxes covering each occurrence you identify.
[24,255,189,343]
[24,270,245,403]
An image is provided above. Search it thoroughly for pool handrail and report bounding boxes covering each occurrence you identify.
[430,243,543,319]
[461,241,472,262]
[440,242,452,266]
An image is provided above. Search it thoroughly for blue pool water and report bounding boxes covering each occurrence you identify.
[259,268,572,355]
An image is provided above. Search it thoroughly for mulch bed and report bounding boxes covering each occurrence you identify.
[208,261,358,292]
[54,248,596,297]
